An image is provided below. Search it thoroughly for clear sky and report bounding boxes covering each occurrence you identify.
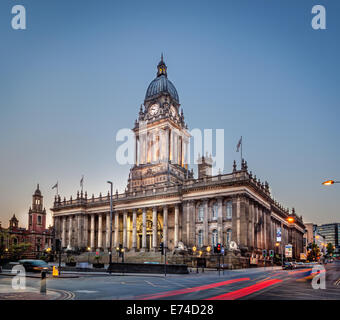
[0,0,339,228]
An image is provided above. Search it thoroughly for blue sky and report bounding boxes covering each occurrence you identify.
[0,0,339,227]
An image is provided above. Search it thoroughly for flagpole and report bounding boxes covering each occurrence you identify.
[241,136,243,163]
[57,181,59,196]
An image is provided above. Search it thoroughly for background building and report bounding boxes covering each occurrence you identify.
[0,185,54,258]
[316,223,339,255]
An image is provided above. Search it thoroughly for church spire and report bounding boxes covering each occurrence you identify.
[157,53,167,77]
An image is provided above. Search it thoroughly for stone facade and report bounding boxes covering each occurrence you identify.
[51,57,305,261]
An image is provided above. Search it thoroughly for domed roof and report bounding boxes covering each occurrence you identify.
[145,55,179,103]
[145,75,179,102]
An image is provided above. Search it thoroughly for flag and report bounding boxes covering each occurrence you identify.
[52,182,58,190]
[236,136,242,152]
[80,176,84,188]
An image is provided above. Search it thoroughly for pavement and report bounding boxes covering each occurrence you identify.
[0,284,73,300]
[0,262,338,300]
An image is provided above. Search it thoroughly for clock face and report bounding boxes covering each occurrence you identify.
[170,105,176,117]
[149,104,159,116]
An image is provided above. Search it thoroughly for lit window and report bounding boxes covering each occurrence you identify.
[226,201,233,219]
[212,229,218,246]
[198,230,203,247]
[212,203,218,220]
[226,229,232,245]
[198,205,204,221]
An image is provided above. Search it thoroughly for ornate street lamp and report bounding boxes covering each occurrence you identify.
[322,180,339,186]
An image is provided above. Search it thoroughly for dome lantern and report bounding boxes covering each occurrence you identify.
[145,55,179,103]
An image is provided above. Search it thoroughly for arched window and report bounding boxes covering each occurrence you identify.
[212,229,218,247]
[198,205,204,222]
[226,229,232,245]
[212,203,218,220]
[198,230,203,247]
[38,215,42,225]
[226,201,233,219]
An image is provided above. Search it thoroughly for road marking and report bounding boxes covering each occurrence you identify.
[74,290,98,293]
[333,278,340,286]
[139,278,250,300]
[52,289,75,300]
[145,280,157,287]
[205,279,282,300]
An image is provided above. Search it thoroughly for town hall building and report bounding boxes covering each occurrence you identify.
[51,57,305,262]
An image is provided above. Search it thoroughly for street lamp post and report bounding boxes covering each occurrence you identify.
[107,181,113,266]
[87,246,91,265]
[192,246,198,273]
[276,242,283,266]
[116,247,119,263]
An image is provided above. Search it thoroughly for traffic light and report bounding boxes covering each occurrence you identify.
[55,239,61,252]
[159,242,164,255]
[269,250,274,258]
[262,249,267,257]
[216,243,221,254]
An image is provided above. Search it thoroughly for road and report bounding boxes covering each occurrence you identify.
[0,261,339,300]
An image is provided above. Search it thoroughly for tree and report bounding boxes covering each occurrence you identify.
[0,229,9,258]
[307,243,320,261]
[10,242,32,261]
[326,243,334,257]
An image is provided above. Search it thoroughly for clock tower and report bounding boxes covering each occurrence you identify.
[128,56,192,191]
[28,184,47,233]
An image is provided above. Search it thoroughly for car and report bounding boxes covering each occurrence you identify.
[295,262,306,269]
[282,262,295,270]
[18,259,50,273]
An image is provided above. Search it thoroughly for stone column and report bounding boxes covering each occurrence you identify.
[83,215,88,248]
[185,201,190,245]
[152,207,158,250]
[62,216,66,248]
[132,209,137,251]
[114,211,119,247]
[98,213,103,250]
[256,205,260,249]
[77,214,82,249]
[217,197,223,244]
[90,214,95,250]
[123,211,127,249]
[174,204,179,247]
[249,202,254,249]
[142,208,147,251]
[189,200,195,247]
[163,206,168,248]
[68,216,73,248]
[239,197,249,248]
[260,208,264,249]
[106,212,110,249]
[233,197,241,245]
[203,200,209,247]
[263,209,267,249]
